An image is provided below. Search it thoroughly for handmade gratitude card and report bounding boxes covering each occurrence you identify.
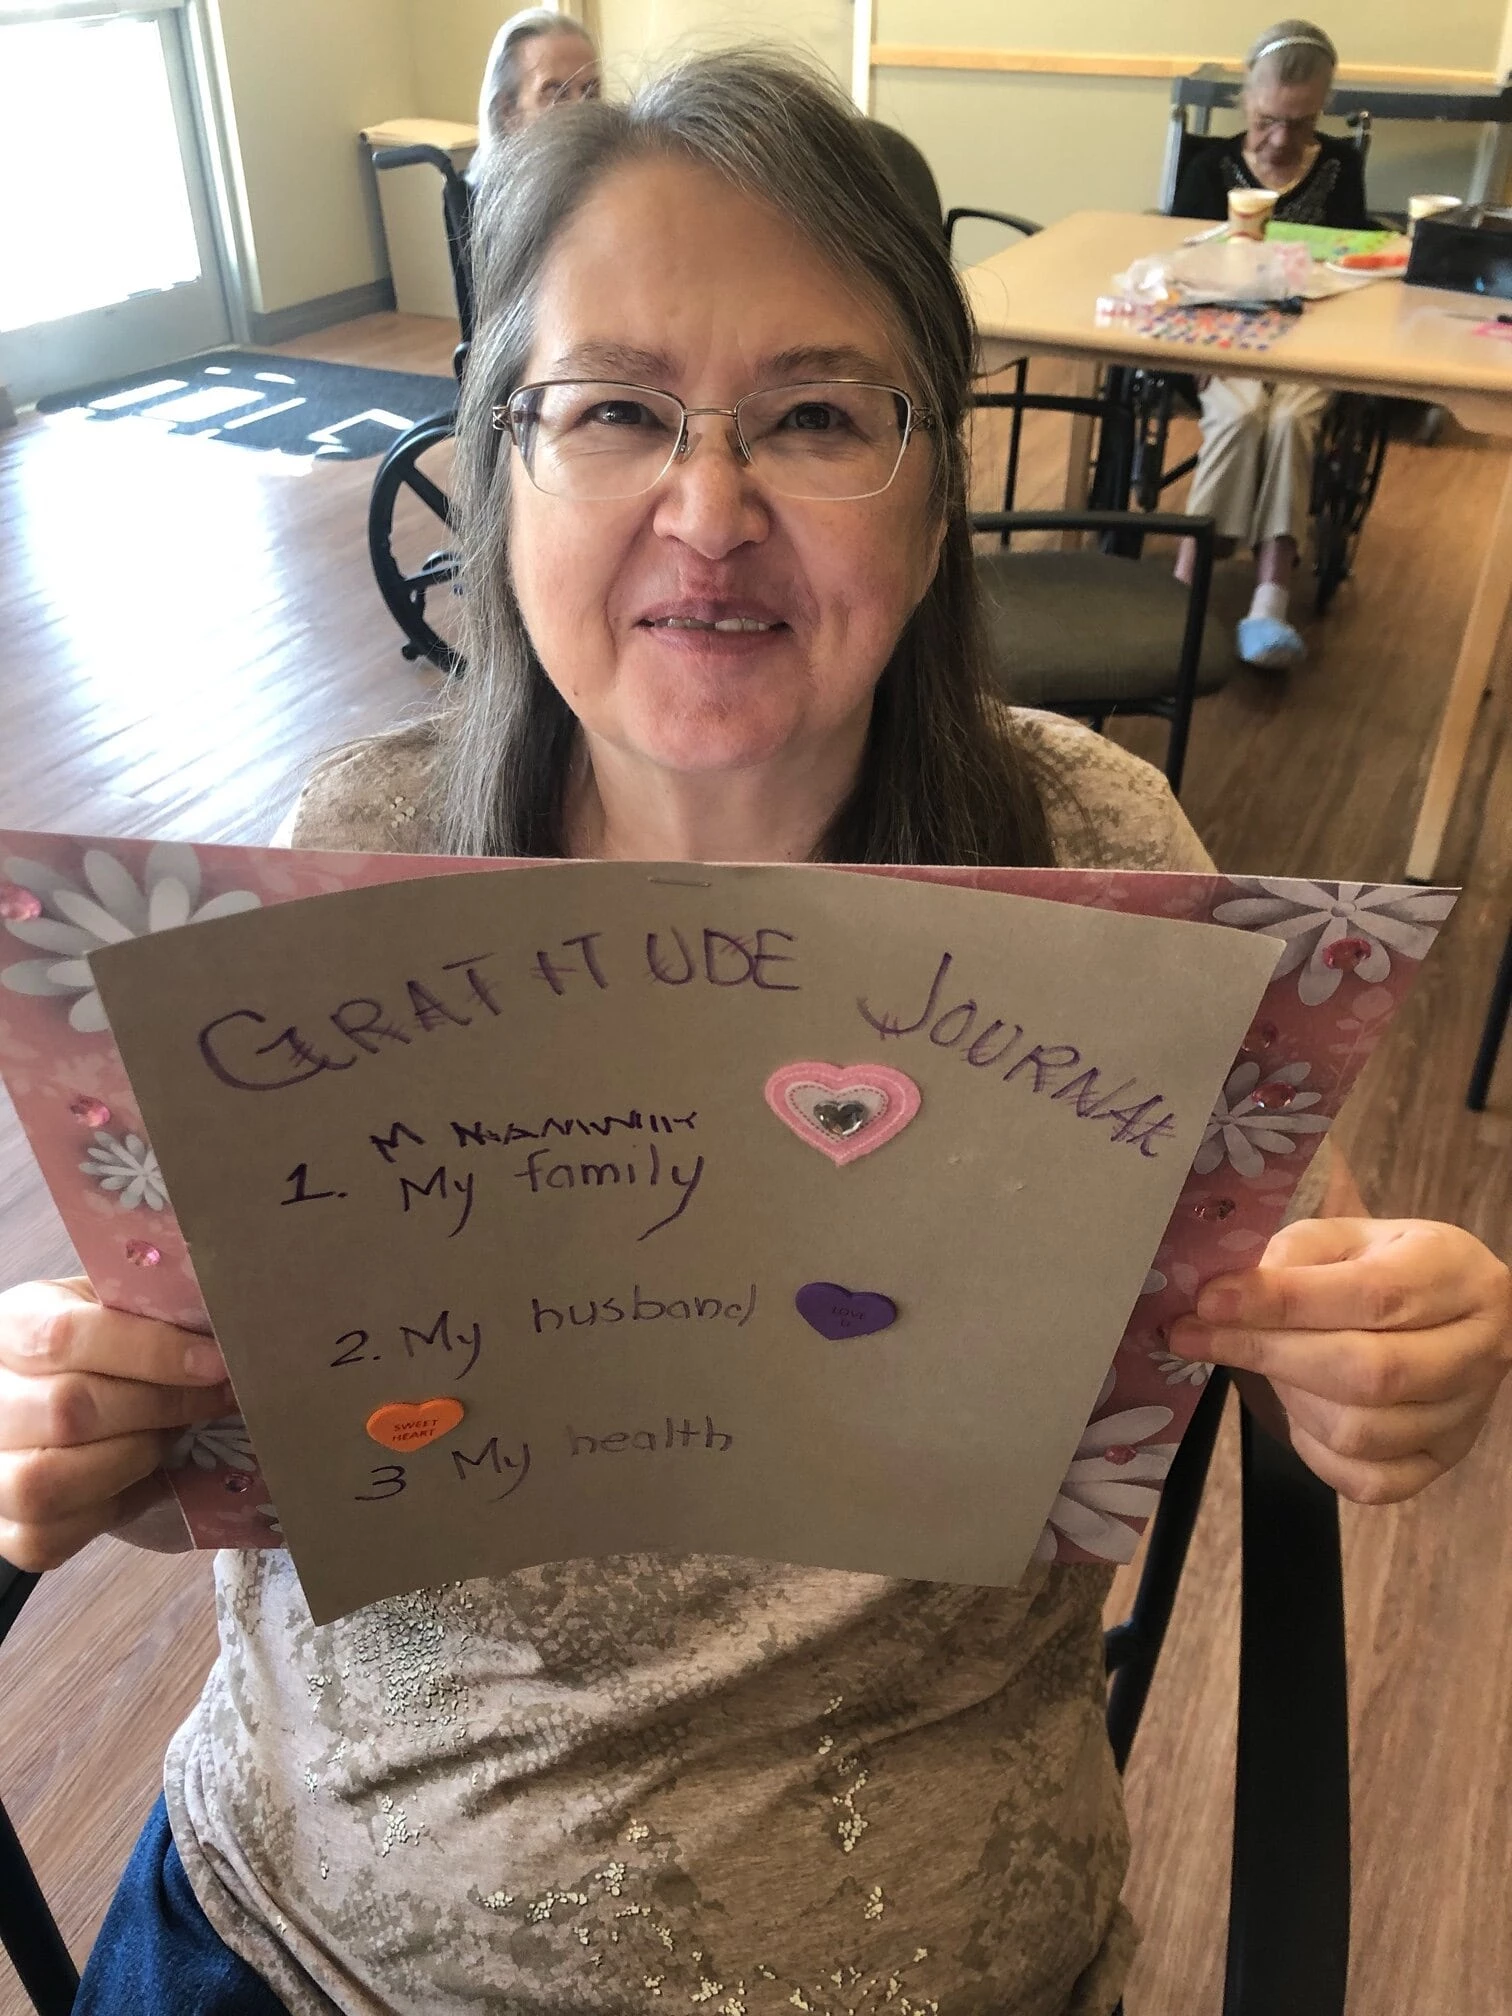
[0,838,1455,1621]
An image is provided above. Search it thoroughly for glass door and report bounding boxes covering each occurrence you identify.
[0,3,232,405]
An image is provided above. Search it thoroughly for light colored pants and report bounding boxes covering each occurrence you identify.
[1186,375,1331,550]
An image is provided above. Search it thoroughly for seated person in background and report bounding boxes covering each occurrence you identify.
[5,50,1508,2016]
[1173,19,1370,671]
[469,6,601,185]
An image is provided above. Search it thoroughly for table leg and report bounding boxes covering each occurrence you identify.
[1404,446,1512,882]
[1060,360,1098,550]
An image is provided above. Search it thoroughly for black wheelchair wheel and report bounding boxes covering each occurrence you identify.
[1311,393,1389,617]
[368,411,464,675]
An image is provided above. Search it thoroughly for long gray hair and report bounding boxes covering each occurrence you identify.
[1244,18,1338,93]
[434,48,1054,869]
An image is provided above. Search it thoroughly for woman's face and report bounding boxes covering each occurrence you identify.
[1243,67,1331,179]
[505,158,943,785]
[506,31,600,130]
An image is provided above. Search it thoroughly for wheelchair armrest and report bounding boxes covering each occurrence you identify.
[945,206,1043,249]
[371,144,470,204]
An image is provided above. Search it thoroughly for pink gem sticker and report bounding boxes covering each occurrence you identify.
[0,883,42,923]
[1194,1197,1236,1222]
[764,1062,922,1167]
[124,1240,162,1267]
[1251,1080,1297,1111]
[1321,936,1373,972]
[69,1096,113,1129]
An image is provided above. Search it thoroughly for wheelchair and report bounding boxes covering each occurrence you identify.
[366,143,475,676]
[1126,119,1394,615]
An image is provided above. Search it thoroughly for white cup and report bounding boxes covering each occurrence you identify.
[1228,187,1279,239]
[1408,193,1461,234]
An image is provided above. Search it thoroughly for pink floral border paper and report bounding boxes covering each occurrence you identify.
[0,834,1454,1565]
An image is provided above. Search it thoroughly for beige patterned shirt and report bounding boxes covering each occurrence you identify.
[166,712,1214,2016]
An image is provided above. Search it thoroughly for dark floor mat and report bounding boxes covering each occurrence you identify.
[37,350,456,461]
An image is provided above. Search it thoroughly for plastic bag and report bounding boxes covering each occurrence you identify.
[1112,236,1313,306]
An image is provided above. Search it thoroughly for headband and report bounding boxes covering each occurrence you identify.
[1253,33,1334,62]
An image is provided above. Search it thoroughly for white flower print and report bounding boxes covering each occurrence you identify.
[1192,1060,1330,1179]
[1,844,260,1033]
[1033,1370,1180,1564]
[166,1415,256,1472]
[1140,1268,1167,1296]
[1211,878,1455,1007]
[1150,1349,1212,1387]
[254,1502,283,1537]
[79,1128,167,1210]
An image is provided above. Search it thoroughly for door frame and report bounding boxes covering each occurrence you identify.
[0,1,250,403]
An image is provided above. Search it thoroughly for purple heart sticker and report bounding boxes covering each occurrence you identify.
[795,1281,898,1341]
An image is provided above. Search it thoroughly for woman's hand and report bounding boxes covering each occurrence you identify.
[0,1278,231,1570]
[1169,1218,1512,1503]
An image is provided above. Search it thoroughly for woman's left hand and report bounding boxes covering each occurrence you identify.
[1168,1217,1512,1503]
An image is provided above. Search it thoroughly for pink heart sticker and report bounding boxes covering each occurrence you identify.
[764,1062,921,1167]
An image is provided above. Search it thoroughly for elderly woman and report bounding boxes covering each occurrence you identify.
[1173,20,1369,670]
[4,52,1508,2016]
[468,6,600,186]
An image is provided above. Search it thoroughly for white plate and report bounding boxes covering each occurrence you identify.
[1324,258,1407,282]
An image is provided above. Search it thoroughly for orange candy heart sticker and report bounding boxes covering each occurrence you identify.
[365,1397,465,1452]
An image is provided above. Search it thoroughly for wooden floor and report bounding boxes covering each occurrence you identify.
[0,317,1508,2016]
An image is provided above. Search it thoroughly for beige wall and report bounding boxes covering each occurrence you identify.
[588,0,850,92]
[389,0,851,136]
[210,0,1512,320]
[408,0,590,125]
[872,0,1509,248]
[874,0,1505,68]
[213,1,600,317]
[213,0,417,315]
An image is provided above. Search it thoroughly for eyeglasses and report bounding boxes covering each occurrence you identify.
[491,379,933,501]
[1250,111,1318,137]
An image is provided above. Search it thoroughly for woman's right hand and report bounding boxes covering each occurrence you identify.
[0,1278,232,1570]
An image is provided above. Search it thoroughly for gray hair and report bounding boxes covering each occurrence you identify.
[1244,18,1338,92]
[472,9,597,168]
[434,48,1053,869]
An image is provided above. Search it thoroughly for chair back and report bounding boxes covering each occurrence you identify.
[862,119,944,233]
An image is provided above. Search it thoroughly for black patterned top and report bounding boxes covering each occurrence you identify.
[1172,131,1370,230]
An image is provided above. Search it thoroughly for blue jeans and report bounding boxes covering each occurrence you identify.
[74,1795,288,2014]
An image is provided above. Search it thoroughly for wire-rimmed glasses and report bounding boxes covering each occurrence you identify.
[491,379,933,501]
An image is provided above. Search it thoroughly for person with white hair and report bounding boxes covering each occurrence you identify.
[1173,20,1371,671]
[468,7,600,186]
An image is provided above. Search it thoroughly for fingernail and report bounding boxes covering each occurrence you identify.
[185,1341,228,1381]
[1196,1285,1241,1323]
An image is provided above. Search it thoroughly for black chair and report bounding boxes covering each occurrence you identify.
[1136,122,1394,615]
[1,1559,80,2016]
[1468,918,1512,1110]
[1106,1372,1351,2014]
[862,118,1041,265]
[974,494,1225,796]
[862,122,1228,796]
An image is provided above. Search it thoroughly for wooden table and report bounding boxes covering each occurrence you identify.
[964,210,1512,881]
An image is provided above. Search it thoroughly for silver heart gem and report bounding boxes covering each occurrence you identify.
[813,1099,871,1138]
